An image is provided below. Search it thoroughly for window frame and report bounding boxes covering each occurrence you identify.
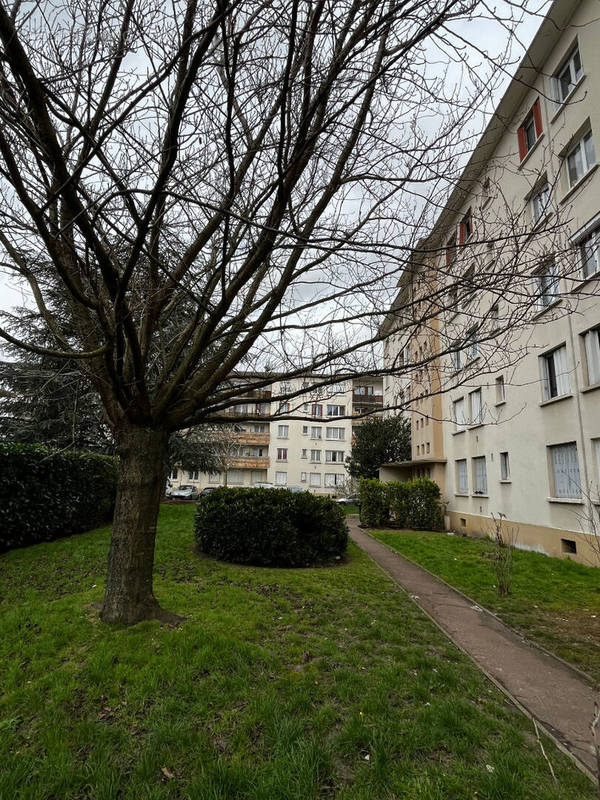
[554,45,583,105]
[276,447,288,461]
[517,98,543,161]
[453,397,466,432]
[459,208,473,243]
[566,130,596,189]
[582,326,600,386]
[540,344,570,401]
[455,459,468,494]
[548,442,582,499]
[277,424,289,438]
[531,182,550,225]
[500,451,510,481]
[469,388,483,425]
[472,456,488,495]
[535,262,559,309]
[580,225,600,280]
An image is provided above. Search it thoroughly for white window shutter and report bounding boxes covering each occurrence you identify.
[585,330,600,385]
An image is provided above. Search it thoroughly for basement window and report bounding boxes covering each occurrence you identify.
[561,538,577,555]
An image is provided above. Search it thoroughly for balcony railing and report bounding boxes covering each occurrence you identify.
[229,456,270,469]
[352,392,383,405]
[234,432,270,446]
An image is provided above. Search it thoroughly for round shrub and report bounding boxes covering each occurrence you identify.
[194,487,348,566]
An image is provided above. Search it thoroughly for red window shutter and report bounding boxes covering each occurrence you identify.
[517,125,527,160]
[445,247,450,266]
[459,223,465,245]
[533,98,543,137]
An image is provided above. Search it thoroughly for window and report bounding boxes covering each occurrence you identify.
[325,473,345,488]
[355,385,374,395]
[469,389,483,425]
[169,468,178,479]
[549,442,581,498]
[311,404,323,417]
[300,472,307,483]
[583,326,600,385]
[325,450,344,463]
[279,381,291,394]
[535,263,559,309]
[278,424,289,438]
[278,402,290,413]
[566,130,596,188]
[277,448,288,461]
[187,470,199,480]
[275,471,287,485]
[301,448,307,459]
[445,234,457,265]
[309,473,321,487]
[495,375,505,403]
[555,45,583,103]
[580,225,600,279]
[451,346,462,371]
[531,183,550,224]
[251,470,267,484]
[209,472,221,483]
[500,452,510,481]
[465,328,479,361]
[472,456,488,495]
[490,304,499,330]
[326,427,345,440]
[228,469,244,484]
[459,208,472,243]
[541,345,570,400]
[453,397,466,432]
[252,423,267,433]
[310,426,322,439]
[327,404,345,417]
[310,449,321,462]
[302,425,308,435]
[517,99,542,160]
[456,459,468,494]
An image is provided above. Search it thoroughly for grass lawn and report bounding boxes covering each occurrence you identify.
[0,505,595,800]
[370,529,600,684]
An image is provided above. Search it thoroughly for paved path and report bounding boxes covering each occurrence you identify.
[348,519,598,777]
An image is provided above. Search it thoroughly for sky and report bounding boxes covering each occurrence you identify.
[0,1,550,320]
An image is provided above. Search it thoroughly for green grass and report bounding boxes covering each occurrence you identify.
[0,505,594,799]
[342,505,359,516]
[370,529,600,684]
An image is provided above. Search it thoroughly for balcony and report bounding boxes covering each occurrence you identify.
[352,392,383,406]
[229,456,270,469]
[234,432,270,446]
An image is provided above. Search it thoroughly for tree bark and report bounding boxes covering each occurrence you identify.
[101,424,177,625]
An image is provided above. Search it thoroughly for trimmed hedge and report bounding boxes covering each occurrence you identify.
[0,443,118,552]
[194,487,348,566]
[360,477,444,530]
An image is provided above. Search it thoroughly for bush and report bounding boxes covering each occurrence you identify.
[0,443,118,552]
[359,478,390,526]
[360,477,444,530]
[194,487,348,566]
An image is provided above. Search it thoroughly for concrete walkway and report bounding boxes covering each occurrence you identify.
[348,519,598,777]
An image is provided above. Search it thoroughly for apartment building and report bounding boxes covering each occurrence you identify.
[382,0,600,562]
[170,376,383,495]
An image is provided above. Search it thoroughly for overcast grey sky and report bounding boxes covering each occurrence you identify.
[0,1,550,318]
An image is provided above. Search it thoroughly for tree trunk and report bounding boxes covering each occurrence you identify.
[101,424,177,625]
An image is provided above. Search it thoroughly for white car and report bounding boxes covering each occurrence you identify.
[170,484,199,501]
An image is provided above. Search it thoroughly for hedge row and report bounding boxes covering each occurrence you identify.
[359,477,444,530]
[195,487,348,566]
[0,443,118,552]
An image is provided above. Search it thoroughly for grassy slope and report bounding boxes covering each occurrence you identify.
[370,529,600,684]
[0,505,594,800]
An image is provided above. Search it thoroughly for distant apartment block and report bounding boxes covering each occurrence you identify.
[170,376,383,495]
[381,0,600,562]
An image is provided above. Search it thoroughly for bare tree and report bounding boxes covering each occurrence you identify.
[0,0,550,623]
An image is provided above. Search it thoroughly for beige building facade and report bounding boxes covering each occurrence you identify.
[170,376,383,496]
[383,0,600,563]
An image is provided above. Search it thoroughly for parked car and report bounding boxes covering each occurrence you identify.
[336,493,360,506]
[199,486,221,497]
[165,479,173,498]
[170,484,199,501]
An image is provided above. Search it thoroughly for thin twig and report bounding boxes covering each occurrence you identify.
[533,718,557,785]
